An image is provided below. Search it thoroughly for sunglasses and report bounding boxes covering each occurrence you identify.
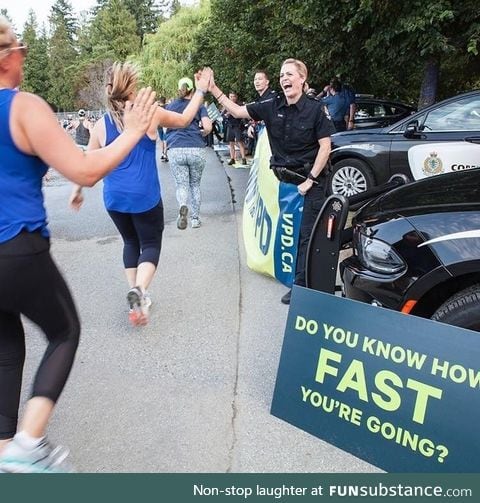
[0,41,28,57]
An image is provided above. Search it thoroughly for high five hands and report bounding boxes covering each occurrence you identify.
[195,67,213,93]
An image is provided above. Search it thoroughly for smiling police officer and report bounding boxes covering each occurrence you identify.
[208,59,335,304]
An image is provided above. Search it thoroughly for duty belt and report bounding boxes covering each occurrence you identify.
[270,165,319,185]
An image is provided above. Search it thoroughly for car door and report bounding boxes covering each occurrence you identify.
[387,93,480,180]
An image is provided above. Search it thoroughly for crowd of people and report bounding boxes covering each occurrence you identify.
[0,9,356,472]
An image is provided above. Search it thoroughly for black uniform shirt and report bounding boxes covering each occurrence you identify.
[246,93,335,168]
[254,87,277,103]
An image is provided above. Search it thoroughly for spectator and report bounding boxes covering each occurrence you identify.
[223,92,247,165]
[70,109,93,147]
[319,78,348,132]
[253,69,276,102]
[318,75,356,130]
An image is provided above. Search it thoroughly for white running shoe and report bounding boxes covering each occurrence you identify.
[191,218,201,229]
[0,437,74,473]
[143,292,152,310]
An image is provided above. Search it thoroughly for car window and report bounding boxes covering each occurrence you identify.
[422,95,480,132]
[390,105,406,115]
[356,103,388,119]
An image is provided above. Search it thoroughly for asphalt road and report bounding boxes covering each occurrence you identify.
[19,146,378,473]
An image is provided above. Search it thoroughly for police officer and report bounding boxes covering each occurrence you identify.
[247,69,277,154]
[253,69,277,102]
[208,58,335,304]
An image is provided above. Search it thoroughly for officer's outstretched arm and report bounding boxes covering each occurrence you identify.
[208,69,251,120]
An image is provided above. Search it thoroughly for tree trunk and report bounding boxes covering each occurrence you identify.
[418,57,439,109]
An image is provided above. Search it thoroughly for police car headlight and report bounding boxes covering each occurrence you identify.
[357,232,406,274]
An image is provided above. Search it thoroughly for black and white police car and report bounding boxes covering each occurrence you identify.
[338,164,480,331]
[328,90,480,196]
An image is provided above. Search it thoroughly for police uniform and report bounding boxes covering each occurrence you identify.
[246,93,335,287]
[255,87,276,103]
[247,88,277,154]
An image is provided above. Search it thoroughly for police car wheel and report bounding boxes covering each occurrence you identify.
[329,159,375,197]
[431,284,480,331]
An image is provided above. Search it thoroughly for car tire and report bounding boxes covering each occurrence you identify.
[431,284,480,331]
[329,159,375,196]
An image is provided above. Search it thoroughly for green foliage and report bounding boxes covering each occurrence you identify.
[123,0,161,40]
[21,11,49,98]
[345,0,480,105]
[193,0,480,105]
[89,0,141,60]
[93,0,162,40]
[8,0,480,110]
[50,0,78,41]
[136,2,210,97]
[47,0,79,110]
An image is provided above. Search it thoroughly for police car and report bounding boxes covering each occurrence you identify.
[338,166,480,331]
[328,90,480,196]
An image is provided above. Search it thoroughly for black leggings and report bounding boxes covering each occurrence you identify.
[0,232,80,439]
[108,202,164,269]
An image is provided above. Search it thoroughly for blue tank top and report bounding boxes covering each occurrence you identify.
[0,89,49,243]
[103,113,161,213]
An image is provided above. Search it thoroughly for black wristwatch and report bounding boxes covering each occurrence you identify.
[307,172,317,182]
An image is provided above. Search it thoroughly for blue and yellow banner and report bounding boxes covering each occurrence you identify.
[242,131,303,287]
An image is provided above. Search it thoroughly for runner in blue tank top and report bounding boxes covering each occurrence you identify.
[70,62,212,327]
[166,77,212,230]
[0,16,157,473]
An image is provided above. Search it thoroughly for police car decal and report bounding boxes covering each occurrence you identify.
[332,143,384,153]
[418,229,480,248]
[408,142,480,180]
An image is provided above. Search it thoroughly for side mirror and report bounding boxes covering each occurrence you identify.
[404,120,419,138]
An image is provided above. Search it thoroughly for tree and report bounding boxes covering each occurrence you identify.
[89,0,140,60]
[50,0,78,39]
[348,0,480,107]
[21,11,49,99]
[93,0,160,41]
[137,2,209,96]
[193,0,480,107]
[192,0,283,102]
[157,0,181,19]
[192,0,371,101]
[123,0,161,41]
[47,0,79,110]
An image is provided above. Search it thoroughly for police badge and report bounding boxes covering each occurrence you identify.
[423,151,444,176]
